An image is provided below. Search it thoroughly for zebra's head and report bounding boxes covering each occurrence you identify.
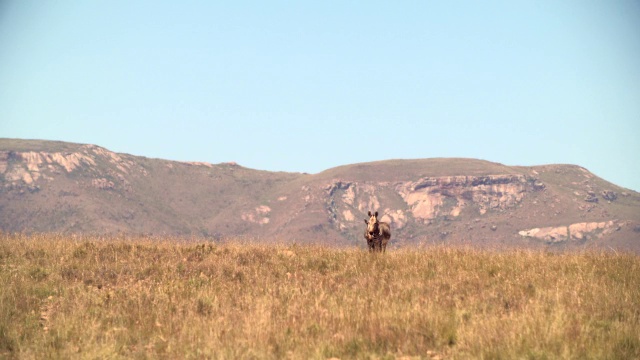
[364,211,380,237]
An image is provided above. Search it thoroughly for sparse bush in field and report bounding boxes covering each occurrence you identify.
[0,234,639,359]
[196,297,214,316]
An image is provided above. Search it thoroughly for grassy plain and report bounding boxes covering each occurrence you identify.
[1,234,639,359]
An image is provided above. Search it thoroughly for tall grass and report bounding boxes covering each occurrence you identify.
[1,233,639,359]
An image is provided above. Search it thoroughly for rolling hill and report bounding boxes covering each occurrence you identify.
[1,138,639,252]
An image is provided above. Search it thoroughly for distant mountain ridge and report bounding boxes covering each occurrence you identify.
[1,138,639,252]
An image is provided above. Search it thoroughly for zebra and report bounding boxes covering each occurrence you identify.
[364,211,391,253]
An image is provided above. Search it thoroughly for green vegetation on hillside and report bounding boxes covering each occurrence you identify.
[1,234,639,359]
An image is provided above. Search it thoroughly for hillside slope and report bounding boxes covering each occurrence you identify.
[1,139,639,252]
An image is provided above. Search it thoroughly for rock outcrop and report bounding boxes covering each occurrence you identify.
[242,205,271,225]
[397,174,529,220]
[0,144,148,193]
[519,221,618,243]
[585,191,599,203]
[601,190,617,202]
[321,174,536,236]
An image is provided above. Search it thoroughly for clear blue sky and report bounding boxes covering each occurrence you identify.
[1,1,639,191]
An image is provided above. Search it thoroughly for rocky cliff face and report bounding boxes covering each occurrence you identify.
[519,221,619,243]
[1,139,639,253]
[322,174,532,232]
[398,174,530,219]
[0,144,147,194]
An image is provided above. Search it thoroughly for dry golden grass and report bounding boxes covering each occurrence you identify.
[1,233,639,359]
